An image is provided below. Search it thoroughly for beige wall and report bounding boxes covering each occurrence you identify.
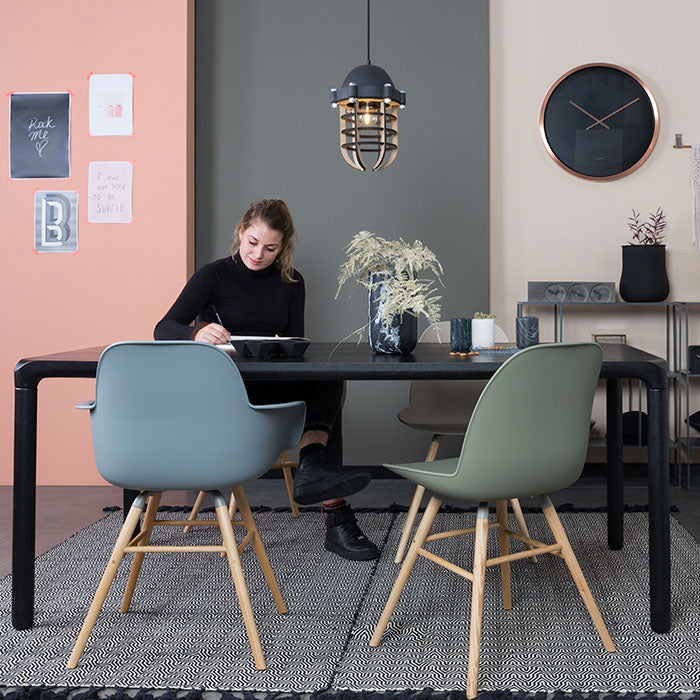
[490,0,700,435]
[0,0,194,485]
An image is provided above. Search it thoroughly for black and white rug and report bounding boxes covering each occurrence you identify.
[1,508,699,694]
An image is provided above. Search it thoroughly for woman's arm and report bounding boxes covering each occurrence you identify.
[154,263,225,341]
[282,271,305,337]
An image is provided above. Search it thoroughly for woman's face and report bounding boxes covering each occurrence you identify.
[238,220,284,271]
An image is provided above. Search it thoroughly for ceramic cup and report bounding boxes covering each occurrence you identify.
[450,318,472,353]
[516,316,539,348]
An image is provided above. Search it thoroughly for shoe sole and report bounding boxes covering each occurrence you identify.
[324,540,380,561]
[293,473,371,506]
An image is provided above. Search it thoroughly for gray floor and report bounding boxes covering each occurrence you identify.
[2,474,699,578]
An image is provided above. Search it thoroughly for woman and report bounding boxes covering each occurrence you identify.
[154,199,378,561]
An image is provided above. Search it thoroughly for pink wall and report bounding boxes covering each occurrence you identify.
[0,0,194,484]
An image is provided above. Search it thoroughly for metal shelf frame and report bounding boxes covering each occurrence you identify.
[680,302,700,487]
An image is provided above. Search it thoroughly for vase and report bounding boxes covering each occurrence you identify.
[368,272,418,354]
[619,245,669,302]
[471,318,495,348]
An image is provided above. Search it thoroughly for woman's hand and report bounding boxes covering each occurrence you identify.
[194,323,231,344]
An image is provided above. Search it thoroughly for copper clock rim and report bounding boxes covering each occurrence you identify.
[538,62,660,182]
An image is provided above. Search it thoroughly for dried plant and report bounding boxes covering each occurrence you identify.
[473,311,495,319]
[627,207,667,245]
[335,230,444,340]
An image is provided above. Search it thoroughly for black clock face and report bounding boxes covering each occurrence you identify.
[540,64,659,180]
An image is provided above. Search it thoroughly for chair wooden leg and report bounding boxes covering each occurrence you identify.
[121,491,162,613]
[540,495,615,653]
[394,435,441,563]
[216,498,267,670]
[228,490,238,520]
[371,495,442,646]
[467,503,490,700]
[183,490,207,533]
[232,485,287,614]
[67,497,145,668]
[495,500,512,610]
[510,497,537,562]
[394,485,426,564]
[282,465,299,517]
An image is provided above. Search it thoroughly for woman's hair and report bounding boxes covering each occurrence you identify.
[231,199,297,283]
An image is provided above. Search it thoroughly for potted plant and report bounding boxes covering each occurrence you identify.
[471,311,496,349]
[619,208,670,302]
[336,230,444,354]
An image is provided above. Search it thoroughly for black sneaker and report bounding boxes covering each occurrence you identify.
[293,448,371,505]
[324,504,380,561]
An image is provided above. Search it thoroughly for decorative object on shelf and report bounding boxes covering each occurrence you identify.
[336,230,443,355]
[688,345,700,373]
[620,208,669,302]
[540,63,659,181]
[516,316,539,348]
[471,312,496,349]
[329,0,406,172]
[592,334,626,344]
[622,410,648,445]
[450,318,471,353]
[685,410,700,433]
[527,281,615,303]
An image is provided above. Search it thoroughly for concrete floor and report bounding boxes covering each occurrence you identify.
[1,474,699,578]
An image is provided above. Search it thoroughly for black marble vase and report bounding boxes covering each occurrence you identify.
[619,245,669,303]
[368,272,418,354]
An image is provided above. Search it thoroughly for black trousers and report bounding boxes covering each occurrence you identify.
[244,379,345,465]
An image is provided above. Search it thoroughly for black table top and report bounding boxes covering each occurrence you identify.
[15,341,668,389]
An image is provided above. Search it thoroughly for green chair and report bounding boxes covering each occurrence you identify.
[68,341,305,671]
[370,342,614,698]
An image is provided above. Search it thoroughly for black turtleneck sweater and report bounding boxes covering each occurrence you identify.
[154,254,305,340]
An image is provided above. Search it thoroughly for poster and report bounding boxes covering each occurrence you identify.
[89,74,133,136]
[10,93,71,179]
[34,191,78,253]
[88,161,133,223]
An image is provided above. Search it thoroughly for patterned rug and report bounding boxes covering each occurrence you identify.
[1,508,699,694]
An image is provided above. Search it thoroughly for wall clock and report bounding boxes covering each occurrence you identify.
[540,63,659,181]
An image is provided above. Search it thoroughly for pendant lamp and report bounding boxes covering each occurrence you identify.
[330,0,406,172]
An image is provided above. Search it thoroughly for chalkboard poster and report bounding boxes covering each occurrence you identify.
[10,92,71,179]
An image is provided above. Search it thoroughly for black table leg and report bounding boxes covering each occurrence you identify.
[606,378,624,549]
[12,387,37,630]
[647,386,670,633]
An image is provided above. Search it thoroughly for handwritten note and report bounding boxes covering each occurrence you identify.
[10,93,71,179]
[88,161,133,223]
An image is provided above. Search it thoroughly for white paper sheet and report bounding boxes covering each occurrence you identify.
[89,74,133,136]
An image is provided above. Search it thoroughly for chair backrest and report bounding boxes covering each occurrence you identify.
[448,342,602,501]
[403,321,509,427]
[419,320,509,344]
[87,341,305,491]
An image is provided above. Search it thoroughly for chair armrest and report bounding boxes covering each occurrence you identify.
[75,401,96,410]
[251,400,306,450]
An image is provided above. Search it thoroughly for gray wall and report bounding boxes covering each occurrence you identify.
[195,0,489,465]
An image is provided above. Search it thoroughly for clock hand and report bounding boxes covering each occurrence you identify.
[569,100,610,129]
[585,97,640,130]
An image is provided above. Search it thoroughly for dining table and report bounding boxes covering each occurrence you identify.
[13,341,670,632]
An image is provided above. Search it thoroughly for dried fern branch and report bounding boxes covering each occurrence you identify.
[336,230,445,334]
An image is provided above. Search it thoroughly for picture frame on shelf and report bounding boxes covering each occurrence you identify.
[593,333,627,344]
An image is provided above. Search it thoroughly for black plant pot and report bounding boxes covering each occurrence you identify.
[619,245,669,303]
[368,272,418,355]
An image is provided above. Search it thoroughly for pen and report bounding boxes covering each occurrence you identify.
[211,305,231,343]
[211,304,226,328]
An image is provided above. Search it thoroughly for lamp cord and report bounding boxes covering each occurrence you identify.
[367,0,371,64]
